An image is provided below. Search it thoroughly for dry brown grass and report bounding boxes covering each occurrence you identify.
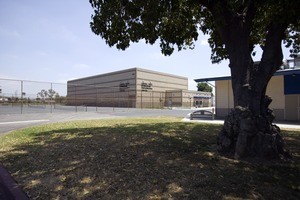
[0,117,299,199]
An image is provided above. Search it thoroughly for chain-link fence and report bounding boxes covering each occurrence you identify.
[0,78,68,114]
[0,78,200,114]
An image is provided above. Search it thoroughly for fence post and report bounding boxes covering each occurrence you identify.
[113,88,115,112]
[21,80,23,114]
[50,83,53,113]
[141,89,142,109]
[96,86,98,112]
[75,85,77,112]
[96,88,98,112]
[152,91,153,109]
[127,89,129,110]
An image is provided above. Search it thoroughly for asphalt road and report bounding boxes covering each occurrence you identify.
[1,106,299,136]
[0,107,197,135]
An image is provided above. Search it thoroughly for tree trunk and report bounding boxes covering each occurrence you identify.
[217,85,290,159]
[211,4,291,159]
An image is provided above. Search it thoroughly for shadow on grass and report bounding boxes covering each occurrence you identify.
[1,121,299,199]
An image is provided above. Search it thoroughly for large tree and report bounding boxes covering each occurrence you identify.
[89,0,299,159]
[197,82,212,92]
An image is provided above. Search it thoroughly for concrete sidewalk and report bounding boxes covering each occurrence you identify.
[181,118,300,130]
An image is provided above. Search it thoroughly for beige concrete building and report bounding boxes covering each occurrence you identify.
[195,68,300,121]
[67,68,211,108]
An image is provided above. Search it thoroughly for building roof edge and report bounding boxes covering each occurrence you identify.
[68,67,188,82]
[68,67,137,82]
[194,69,300,82]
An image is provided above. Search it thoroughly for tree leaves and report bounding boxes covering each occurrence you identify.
[37,89,59,101]
[197,82,213,92]
[90,0,299,61]
[90,0,201,55]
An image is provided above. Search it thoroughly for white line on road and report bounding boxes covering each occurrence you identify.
[0,119,50,125]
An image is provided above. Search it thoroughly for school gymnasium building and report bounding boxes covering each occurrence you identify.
[67,68,212,109]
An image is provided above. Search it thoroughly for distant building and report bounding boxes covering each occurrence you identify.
[67,68,212,108]
[195,60,300,121]
[283,55,300,70]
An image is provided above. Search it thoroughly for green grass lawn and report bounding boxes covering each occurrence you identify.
[0,117,299,199]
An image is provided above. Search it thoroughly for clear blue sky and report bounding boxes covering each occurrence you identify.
[0,0,292,91]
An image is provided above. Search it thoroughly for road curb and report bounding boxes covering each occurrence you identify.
[0,164,29,200]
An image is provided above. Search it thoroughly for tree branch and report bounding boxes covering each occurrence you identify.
[244,0,255,28]
[260,21,288,79]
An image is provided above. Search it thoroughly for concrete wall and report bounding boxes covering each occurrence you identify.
[165,90,182,107]
[136,68,188,91]
[165,90,212,108]
[266,76,285,120]
[215,80,234,117]
[135,68,188,108]
[285,95,300,121]
[67,68,137,107]
[215,75,299,121]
